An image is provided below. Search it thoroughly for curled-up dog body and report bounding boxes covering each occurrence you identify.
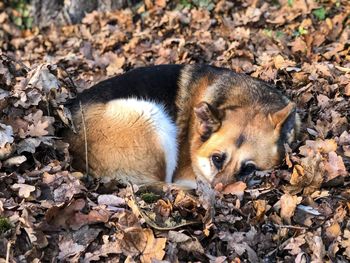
[63,64,300,188]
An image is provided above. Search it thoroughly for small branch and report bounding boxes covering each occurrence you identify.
[1,53,31,73]
[335,65,350,73]
[265,237,292,258]
[275,224,308,230]
[6,241,12,263]
[79,101,89,175]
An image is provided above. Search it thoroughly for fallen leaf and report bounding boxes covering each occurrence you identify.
[27,64,60,93]
[68,208,110,230]
[222,181,247,200]
[24,110,55,137]
[11,183,36,198]
[324,151,347,181]
[119,228,166,263]
[317,94,330,108]
[299,139,337,156]
[0,124,14,148]
[284,235,306,255]
[97,194,125,207]
[16,137,42,153]
[291,38,307,54]
[341,230,350,259]
[325,222,341,240]
[106,56,125,76]
[168,230,205,254]
[3,155,27,167]
[58,238,85,260]
[83,235,122,262]
[280,193,302,224]
[0,142,14,160]
[154,199,172,219]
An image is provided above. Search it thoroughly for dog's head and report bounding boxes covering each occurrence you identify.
[190,101,299,187]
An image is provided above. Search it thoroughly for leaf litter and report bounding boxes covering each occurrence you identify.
[0,0,350,262]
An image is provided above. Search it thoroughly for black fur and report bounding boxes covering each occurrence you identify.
[70,64,183,119]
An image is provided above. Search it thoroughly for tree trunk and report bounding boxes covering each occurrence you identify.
[30,0,133,28]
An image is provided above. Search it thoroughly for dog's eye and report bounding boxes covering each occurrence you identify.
[240,162,257,176]
[211,153,226,170]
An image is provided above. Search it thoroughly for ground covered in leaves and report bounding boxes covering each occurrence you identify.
[0,0,350,262]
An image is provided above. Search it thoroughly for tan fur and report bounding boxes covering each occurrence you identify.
[65,102,166,184]
[174,72,297,187]
[189,107,281,186]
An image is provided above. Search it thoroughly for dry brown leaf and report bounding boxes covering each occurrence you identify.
[3,155,26,167]
[284,235,306,255]
[68,208,110,230]
[291,38,307,54]
[58,238,85,260]
[324,152,347,181]
[84,236,122,262]
[317,94,330,108]
[280,193,302,224]
[27,64,60,92]
[222,181,247,200]
[97,194,125,207]
[154,199,172,219]
[299,139,337,156]
[341,230,350,259]
[106,54,125,76]
[0,142,14,160]
[274,55,296,70]
[290,164,305,186]
[11,183,36,198]
[17,137,42,153]
[24,110,55,137]
[174,190,200,216]
[0,124,14,148]
[306,232,326,262]
[252,200,267,223]
[46,199,86,229]
[325,222,341,240]
[168,230,205,255]
[344,83,350,96]
[120,228,166,263]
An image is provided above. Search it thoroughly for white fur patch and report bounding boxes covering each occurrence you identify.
[272,145,278,155]
[196,156,213,183]
[105,98,177,183]
[174,179,197,189]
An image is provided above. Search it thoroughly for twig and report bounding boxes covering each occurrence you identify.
[265,237,292,258]
[6,241,12,263]
[335,65,350,73]
[1,53,31,72]
[275,224,308,230]
[79,101,89,175]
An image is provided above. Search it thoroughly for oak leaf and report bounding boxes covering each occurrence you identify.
[0,124,14,148]
[11,183,35,198]
[120,228,166,263]
[324,151,347,181]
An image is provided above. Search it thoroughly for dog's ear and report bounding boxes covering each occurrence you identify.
[269,102,300,144]
[269,102,295,131]
[194,102,221,141]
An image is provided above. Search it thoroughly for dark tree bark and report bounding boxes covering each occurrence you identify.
[30,0,132,28]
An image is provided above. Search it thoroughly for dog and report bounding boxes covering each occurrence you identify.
[63,64,300,188]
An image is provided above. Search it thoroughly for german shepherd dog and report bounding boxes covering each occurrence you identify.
[64,65,299,188]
